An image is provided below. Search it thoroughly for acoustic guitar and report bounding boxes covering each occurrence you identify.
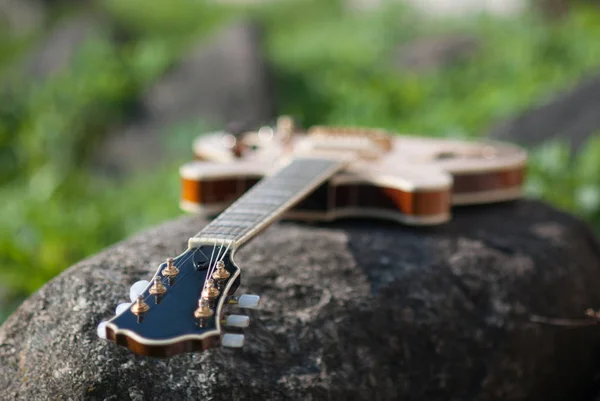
[97,117,527,357]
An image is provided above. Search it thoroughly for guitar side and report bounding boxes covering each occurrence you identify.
[180,161,453,226]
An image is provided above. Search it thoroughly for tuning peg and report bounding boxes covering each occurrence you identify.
[224,315,250,328]
[97,321,107,339]
[149,276,167,296]
[227,294,260,309]
[162,258,179,279]
[115,302,132,315]
[129,280,150,302]
[222,333,245,348]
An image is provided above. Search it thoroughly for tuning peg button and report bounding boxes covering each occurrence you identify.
[115,302,132,315]
[222,333,245,348]
[225,315,250,328]
[129,280,150,302]
[97,321,107,339]
[238,294,260,309]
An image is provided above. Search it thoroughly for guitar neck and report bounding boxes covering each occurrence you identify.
[188,156,348,250]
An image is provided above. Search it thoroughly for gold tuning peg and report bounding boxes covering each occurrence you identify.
[130,295,149,316]
[194,298,214,327]
[149,276,167,296]
[194,298,214,319]
[212,261,230,281]
[201,279,220,302]
[162,258,179,278]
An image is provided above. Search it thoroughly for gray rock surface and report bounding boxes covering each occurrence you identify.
[0,0,46,38]
[11,14,109,82]
[2,200,600,400]
[392,34,480,73]
[97,20,274,174]
[489,73,600,151]
[142,20,273,129]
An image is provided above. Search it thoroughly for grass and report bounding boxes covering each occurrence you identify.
[0,1,599,321]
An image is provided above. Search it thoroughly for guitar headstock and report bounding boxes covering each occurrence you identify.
[97,244,260,357]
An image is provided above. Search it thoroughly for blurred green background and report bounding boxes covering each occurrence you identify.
[1,0,600,322]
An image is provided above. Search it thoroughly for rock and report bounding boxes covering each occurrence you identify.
[2,200,600,400]
[143,19,273,129]
[535,0,570,19]
[392,35,480,73]
[10,14,109,82]
[0,0,46,38]
[488,73,600,151]
[96,20,274,175]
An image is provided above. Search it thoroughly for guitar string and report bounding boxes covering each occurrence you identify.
[134,160,318,310]
[129,161,329,317]
[207,238,223,280]
[205,238,232,292]
[131,237,234,318]
[161,159,323,303]
[203,238,228,292]
[194,237,225,304]
[165,237,221,302]
[137,246,201,305]
[130,133,290,314]
[203,239,223,290]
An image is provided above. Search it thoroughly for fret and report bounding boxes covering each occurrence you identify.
[222,208,265,216]
[231,199,287,207]
[219,212,264,221]
[200,227,244,236]
[202,233,237,241]
[189,157,350,249]
[252,188,296,198]
[208,221,254,228]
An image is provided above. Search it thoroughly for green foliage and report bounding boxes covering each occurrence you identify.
[1,0,600,322]
[0,15,190,298]
[0,36,133,186]
[0,166,182,294]
[263,2,600,134]
[526,135,600,225]
[103,0,231,40]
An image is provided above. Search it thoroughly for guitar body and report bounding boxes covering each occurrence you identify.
[180,128,526,225]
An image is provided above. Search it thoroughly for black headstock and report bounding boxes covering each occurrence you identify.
[98,244,259,357]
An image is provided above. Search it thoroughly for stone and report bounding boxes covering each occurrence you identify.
[142,19,273,129]
[488,73,600,152]
[1,200,600,400]
[9,13,109,82]
[392,35,480,73]
[96,19,274,174]
[0,0,46,38]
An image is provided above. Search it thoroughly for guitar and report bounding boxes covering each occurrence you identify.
[97,117,526,357]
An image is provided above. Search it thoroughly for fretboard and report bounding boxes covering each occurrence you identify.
[188,157,348,249]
